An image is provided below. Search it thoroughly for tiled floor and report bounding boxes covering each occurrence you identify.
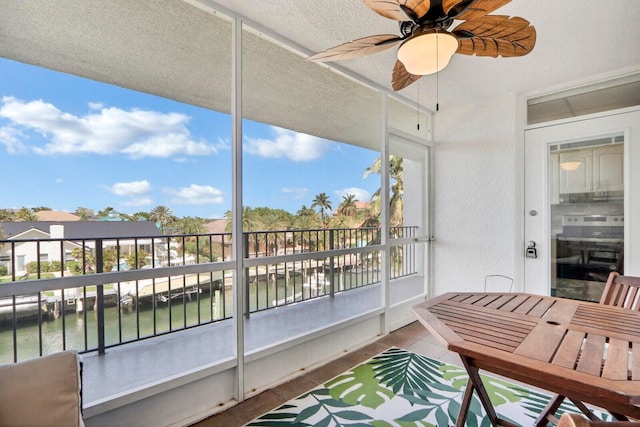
[190,321,461,427]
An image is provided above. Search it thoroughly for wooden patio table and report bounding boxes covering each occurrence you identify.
[412,292,640,426]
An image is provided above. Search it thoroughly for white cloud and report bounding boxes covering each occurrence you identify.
[88,102,104,110]
[108,180,151,197]
[334,187,371,203]
[0,126,27,154]
[282,187,308,199]
[244,126,331,161]
[0,96,219,158]
[165,184,225,205]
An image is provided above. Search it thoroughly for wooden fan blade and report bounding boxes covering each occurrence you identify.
[399,0,431,20]
[442,0,467,16]
[364,0,407,20]
[391,60,422,91]
[454,0,511,20]
[308,34,402,62]
[453,15,536,57]
[364,0,431,21]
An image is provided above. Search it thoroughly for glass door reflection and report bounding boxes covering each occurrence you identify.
[549,135,624,301]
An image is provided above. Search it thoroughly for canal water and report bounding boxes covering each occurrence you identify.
[0,270,377,364]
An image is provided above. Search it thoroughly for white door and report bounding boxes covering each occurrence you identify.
[524,108,640,297]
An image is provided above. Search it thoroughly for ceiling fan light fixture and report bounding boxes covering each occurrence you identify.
[397,29,458,76]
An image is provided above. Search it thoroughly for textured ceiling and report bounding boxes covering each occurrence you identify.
[1,0,639,147]
[209,0,640,110]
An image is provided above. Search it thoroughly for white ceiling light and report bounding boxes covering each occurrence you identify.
[397,30,458,76]
[560,161,582,171]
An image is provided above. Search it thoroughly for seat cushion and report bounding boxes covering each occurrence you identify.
[0,351,84,427]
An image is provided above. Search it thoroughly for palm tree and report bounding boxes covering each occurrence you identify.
[224,207,266,256]
[291,214,321,252]
[176,217,206,235]
[74,207,94,221]
[0,226,7,252]
[296,205,316,218]
[338,194,358,217]
[292,212,321,230]
[224,206,264,232]
[175,217,210,261]
[16,207,37,222]
[0,209,14,221]
[259,210,290,255]
[130,211,151,221]
[363,155,404,228]
[150,205,173,233]
[311,192,332,227]
[97,207,115,218]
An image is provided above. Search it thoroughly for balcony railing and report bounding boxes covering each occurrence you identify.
[0,226,418,363]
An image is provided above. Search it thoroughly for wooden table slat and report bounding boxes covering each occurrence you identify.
[576,334,606,376]
[484,294,517,309]
[431,316,528,345]
[411,304,462,347]
[571,305,640,342]
[514,300,578,362]
[552,330,585,369]
[430,305,535,336]
[498,294,533,313]
[521,297,555,317]
[509,295,544,315]
[456,333,521,353]
[602,338,630,380]
[436,299,540,326]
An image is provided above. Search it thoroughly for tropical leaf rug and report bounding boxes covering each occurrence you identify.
[246,347,610,427]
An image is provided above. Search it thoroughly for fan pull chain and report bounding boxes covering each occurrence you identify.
[436,30,440,112]
[417,78,420,130]
[436,71,439,112]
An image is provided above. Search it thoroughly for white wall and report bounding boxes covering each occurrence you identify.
[432,92,521,295]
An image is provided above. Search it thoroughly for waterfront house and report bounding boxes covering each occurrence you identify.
[0,221,160,275]
[0,1,638,426]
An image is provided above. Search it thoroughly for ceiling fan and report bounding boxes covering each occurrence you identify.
[308,0,536,91]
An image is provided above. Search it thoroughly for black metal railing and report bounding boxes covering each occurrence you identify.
[0,226,418,363]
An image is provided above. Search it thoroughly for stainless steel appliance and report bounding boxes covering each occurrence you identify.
[555,214,624,300]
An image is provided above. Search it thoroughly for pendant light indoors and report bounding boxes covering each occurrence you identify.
[397,29,458,76]
[560,161,582,171]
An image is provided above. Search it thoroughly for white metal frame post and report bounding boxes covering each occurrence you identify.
[231,16,245,403]
[380,93,390,335]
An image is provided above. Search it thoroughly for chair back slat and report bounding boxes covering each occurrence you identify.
[628,287,640,311]
[600,272,640,310]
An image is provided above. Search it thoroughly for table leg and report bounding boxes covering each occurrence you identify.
[455,380,474,427]
[568,399,601,421]
[609,412,629,422]
[461,358,500,426]
[535,394,565,427]
[537,394,606,426]
[458,356,522,427]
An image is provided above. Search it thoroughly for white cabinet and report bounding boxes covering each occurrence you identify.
[593,145,624,191]
[558,144,623,194]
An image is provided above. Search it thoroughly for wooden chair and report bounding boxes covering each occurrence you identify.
[558,413,640,426]
[599,272,640,310]
[540,273,640,426]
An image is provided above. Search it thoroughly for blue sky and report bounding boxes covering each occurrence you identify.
[0,59,381,219]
